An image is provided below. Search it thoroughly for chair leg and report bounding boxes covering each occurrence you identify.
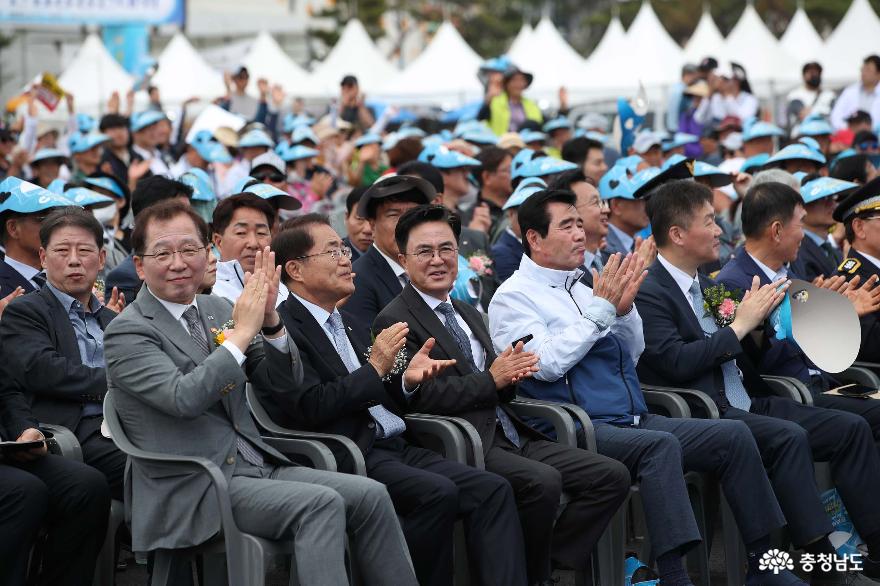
[232,535,266,586]
[151,551,190,586]
[94,499,124,586]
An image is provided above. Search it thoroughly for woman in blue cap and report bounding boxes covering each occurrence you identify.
[479,66,544,136]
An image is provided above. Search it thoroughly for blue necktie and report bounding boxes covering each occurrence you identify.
[326,312,406,439]
[688,282,751,411]
[435,302,521,447]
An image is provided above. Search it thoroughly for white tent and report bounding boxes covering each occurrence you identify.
[823,0,880,83]
[683,10,725,64]
[581,16,627,89]
[507,23,534,59]
[508,17,587,99]
[307,20,397,98]
[779,7,824,64]
[720,4,799,85]
[241,32,313,98]
[376,22,483,105]
[57,34,134,115]
[152,33,226,106]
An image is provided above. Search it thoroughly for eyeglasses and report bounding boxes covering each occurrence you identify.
[141,246,207,265]
[406,246,458,263]
[294,247,352,262]
[253,172,286,183]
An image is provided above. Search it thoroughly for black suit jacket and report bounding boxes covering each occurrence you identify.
[342,237,365,263]
[263,295,409,468]
[348,245,403,331]
[635,259,772,408]
[0,381,38,441]
[0,286,116,431]
[104,255,142,306]
[374,284,546,452]
[0,259,36,298]
[792,234,839,282]
[838,249,880,363]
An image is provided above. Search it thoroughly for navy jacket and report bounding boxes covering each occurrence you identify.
[490,230,524,283]
[104,255,142,306]
[636,259,773,406]
[0,259,36,298]
[837,249,880,363]
[0,382,38,441]
[348,245,404,331]
[792,234,840,282]
[0,286,116,432]
[343,237,365,263]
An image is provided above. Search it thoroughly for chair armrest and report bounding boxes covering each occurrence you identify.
[508,398,577,447]
[41,423,83,461]
[406,414,469,464]
[762,375,812,405]
[554,402,597,452]
[260,437,337,472]
[854,362,880,377]
[642,390,692,418]
[838,366,880,390]
[641,385,720,419]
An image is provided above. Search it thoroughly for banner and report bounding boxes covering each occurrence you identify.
[0,0,184,25]
[34,73,65,112]
[103,25,150,76]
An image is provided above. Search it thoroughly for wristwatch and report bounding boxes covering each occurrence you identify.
[261,322,284,336]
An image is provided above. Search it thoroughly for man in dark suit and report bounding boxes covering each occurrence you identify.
[266,213,527,586]
[716,180,880,446]
[835,176,880,363]
[791,175,853,281]
[375,204,631,586]
[348,176,434,329]
[104,175,194,303]
[636,180,880,583]
[0,381,110,586]
[0,207,127,498]
[342,186,372,263]
[491,178,546,283]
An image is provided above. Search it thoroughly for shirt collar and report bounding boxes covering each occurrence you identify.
[504,227,521,242]
[4,255,39,281]
[607,222,634,252]
[516,253,584,288]
[147,286,198,322]
[747,252,788,282]
[412,285,450,311]
[657,253,699,298]
[46,282,101,314]
[583,249,598,269]
[216,259,245,286]
[291,292,333,328]
[373,243,406,278]
[857,249,880,270]
[803,229,826,247]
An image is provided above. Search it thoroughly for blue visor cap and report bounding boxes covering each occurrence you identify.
[797,117,833,137]
[800,176,859,205]
[31,148,68,165]
[461,127,499,145]
[130,110,167,132]
[479,55,513,75]
[65,186,114,209]
[280,144,319,163]
[599,165,636,200]
[76,113,96,134]
[766,144,827,167]
[291,125,319,145]
[418,143,444,164]
[798,136,822,153]
[693,161,732,188]
[0,176,77,213]
[662,154,687,169]
[510,148,538,178]
[661,132,699,152]
[741,153,770,173]
[632,158,694,199]
[68,133,110,154]
[517,156,578,179]
[542,117,572,134]
[355,133,383,148]
[428,148,481,169]
[519,129,547,144]
[282,113,315,133]
[180,168,216,202]
[242,181,302,211]
[742,120,784,142]
[503,177,547,210]
[83,176,126,199]
[238,129,275,149]
[616,155,644,175]
[453,119,484,137]
[192,139,232,164]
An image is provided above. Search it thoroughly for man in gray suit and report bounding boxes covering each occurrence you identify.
[103,200,416,586]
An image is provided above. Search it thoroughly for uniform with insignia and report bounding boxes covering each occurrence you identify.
[837,251,880,363]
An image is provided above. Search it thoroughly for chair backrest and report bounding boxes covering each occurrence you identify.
[244,384,282,434]
[103,391,139,456]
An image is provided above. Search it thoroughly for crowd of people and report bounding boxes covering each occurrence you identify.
[2,45,880,586]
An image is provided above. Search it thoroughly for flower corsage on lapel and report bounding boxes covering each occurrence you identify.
[702,284,740,327]
[210,319,235,347]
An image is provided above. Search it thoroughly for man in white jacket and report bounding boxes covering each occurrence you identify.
[830,55,880,130]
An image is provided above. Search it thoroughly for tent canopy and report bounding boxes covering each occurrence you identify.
[823,0,880,82]
[152,33,226,106]
[307,20,397,98]
[720,4,799,84]
[683,10,725,64]
[241,31,313,98]
[58,34,134,115]
[377,22,483,105]
[508,17,587,99]
[779,7,824,65]
[582,16,627,85]
[507,23,534,58]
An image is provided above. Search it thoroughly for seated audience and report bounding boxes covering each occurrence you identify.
[342,187,373,262]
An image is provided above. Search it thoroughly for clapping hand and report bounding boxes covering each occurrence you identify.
[230,252,270,351]
[489,341,539,389]
[842,274,880,316]
[369,323,408,377]
[105,287,126,314]
[403,338,457,389]
[633,235,657,266]
[592,253,648,316]
[0,287,24,320]
[730,276,788,339]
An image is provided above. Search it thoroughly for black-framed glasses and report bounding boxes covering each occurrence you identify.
[406,245,458,263]
[140,246,208,265]
[294,247,352,262]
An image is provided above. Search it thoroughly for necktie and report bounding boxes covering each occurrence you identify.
[688,282,751,411]
[591,254,604,273]
[435,302,520,447]
[399,273,410,288]
[183,306,264,466]
[820,241,842,264]
[32,272,46,289]
[326,312,405,439]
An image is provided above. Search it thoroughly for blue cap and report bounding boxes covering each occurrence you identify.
[421,134,445,147]
[741,153,771,173]
[31,148,67,165]
[661,132,699,152]
[242,181,302,211]
[453,119,485,138]
[503,177,547,210]
[517,156,578,179]
[796,116,833,137]
[742,119,784,142]
[0,176,76,213]
[766,144,827,167]
[190,131,232,164]
[76,113,96,134]
[418,143,444,164]
[583,130,609,145]
[355,133,383,148]
[64,186,115,209]
[599,166,635,200]
[661,154,688,170]
[519,129,547,144]
[460,127,499,146]
[511,149,537,178]
[692,161,732,187]
[291,125,319,146]
[238,129,275,149]
[280,144,319,163]
[616,155,644,175]
[629,167,663,196]
[632,158,695,199]
[542,117,572,134]
[800,176,859,204]
[130,110,167,132]
[283,113,316,134]
[179,168,216,202]
[68,133,110,154]
[397,127,426,140]
[479,55,513,75]
[83,176,125,199]
[798,136,822,153]
[792,171,809,185]
[46,179,67,195]
[428,147,481,170]
[274,141,289,156]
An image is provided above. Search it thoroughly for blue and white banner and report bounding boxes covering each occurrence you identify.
[0,0,185,25]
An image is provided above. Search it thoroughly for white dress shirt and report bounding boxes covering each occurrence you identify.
[695,92,759,124]
[374,244,409,288]
[657,254,701,309]
[212,259,290,308]
[4,255,41,288]
[607,223,634,254]
[413,287,486,370]
[488,254,644,383]
[830,82,880,130]
[786,86,836,118]
[132,144,171,177]
[291,293,363,369]
[747,252,788,282]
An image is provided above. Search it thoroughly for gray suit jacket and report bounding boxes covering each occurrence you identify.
[104,287,303,551]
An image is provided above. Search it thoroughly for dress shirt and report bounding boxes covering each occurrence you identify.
[150,287,288,366]
[803,229,827,248]
[374,244,408,288]
[695,92,759,124]
[747,252,789,283]
[212,259,290,308]
[413,287,486,370]
[607,223,634,254]
[4,255,41,288]
[505,227,520,242]
[583,249,604,272]
[656,254,701,309]
[132,144,171,177]
[830,82,880,130]
[488,254,644,383]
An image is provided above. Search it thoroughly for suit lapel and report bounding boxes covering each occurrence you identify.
[650,261,705,338]
[284,297,353,377]
[453,299,496,366]
[367,246,403,299]
[402,285,474,375]
[39,287,81,360]
[135,287,211,366]
[341,311,371,364]
[736,249,771,286]
[0,260,35,293]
